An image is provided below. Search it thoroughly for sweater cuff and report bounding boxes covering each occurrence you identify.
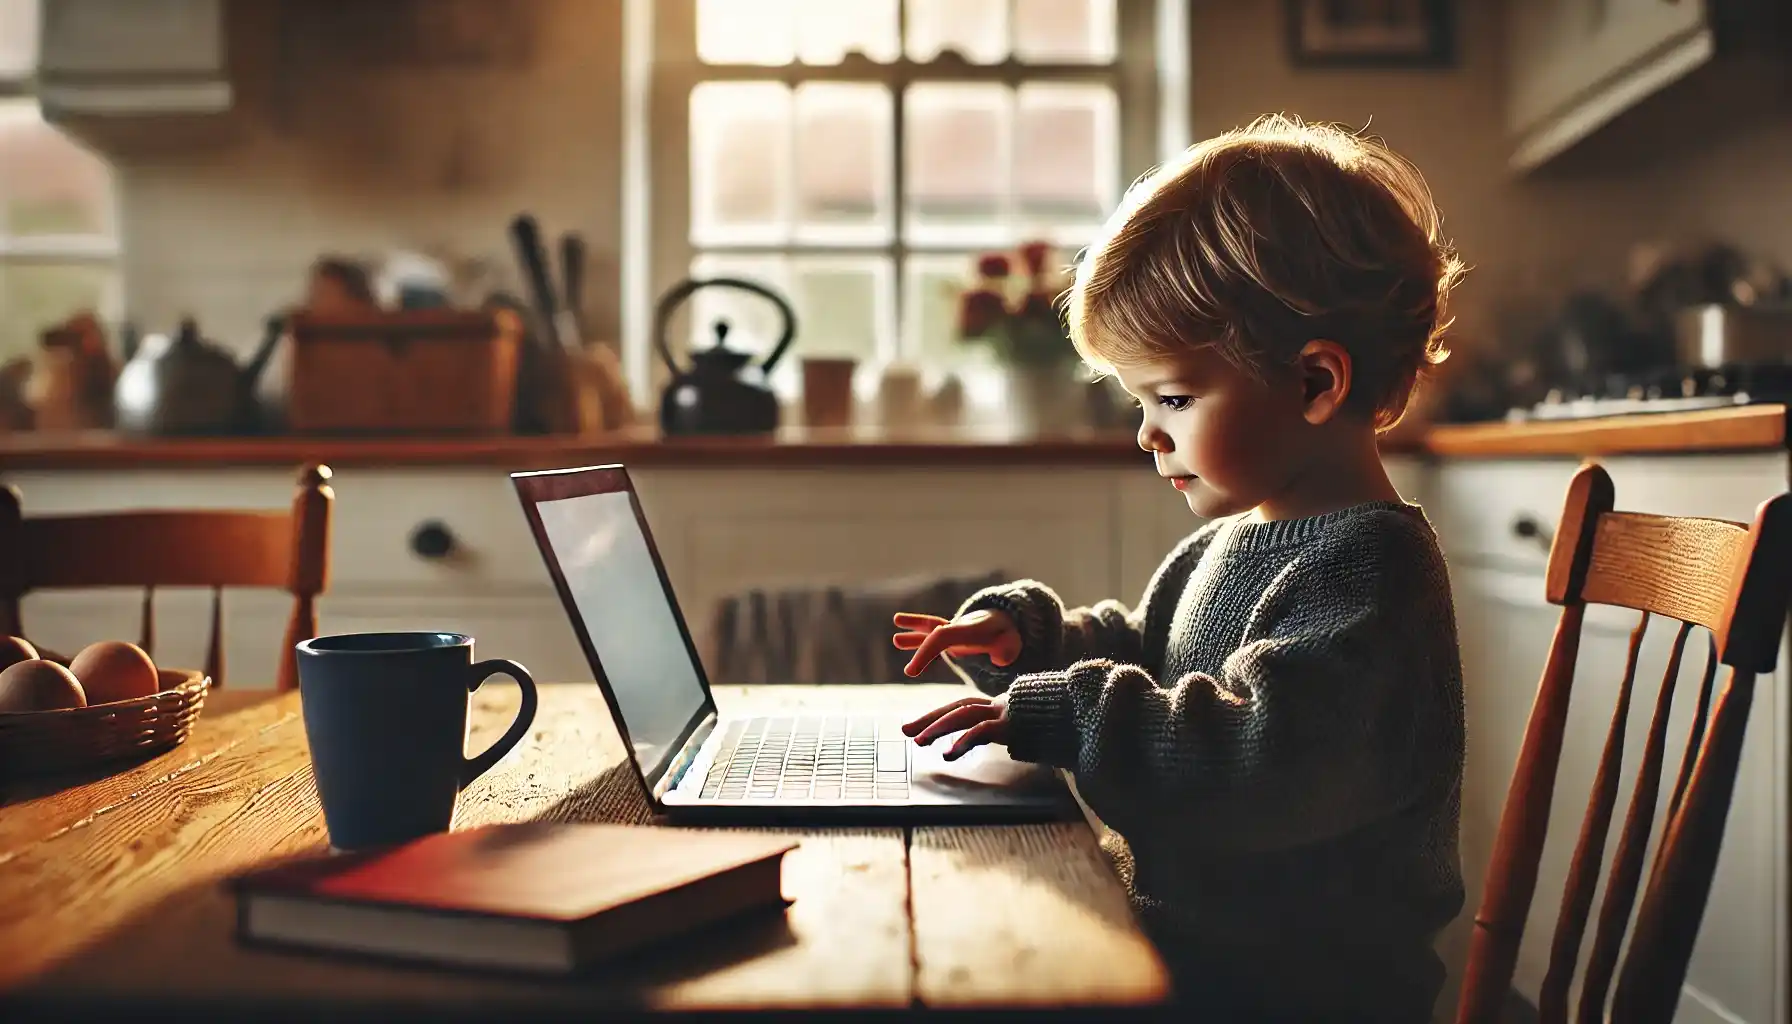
[959,581,1065,674]
[1004,671,1080,769]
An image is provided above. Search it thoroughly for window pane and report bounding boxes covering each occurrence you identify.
[790,254,891,368]
[1013,0,1116,63]
[0,0,37,78]
[690,82,791,246]
[793,83,891,245]
[1014,83,1117,230]
[904,253,981,369]
[696,0,794,65]
[0,262,118,360]
[904,84,1010,247]
[795,0,899,64]
[0,101,116,238]
[904,0,1007,64]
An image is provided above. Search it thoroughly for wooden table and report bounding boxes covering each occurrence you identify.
[0,682,1169,1019]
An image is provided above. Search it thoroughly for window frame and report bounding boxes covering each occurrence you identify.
[622,0,1183,404]
[0,0,124,352]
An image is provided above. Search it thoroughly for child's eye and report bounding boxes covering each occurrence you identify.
[1156,395,1193,411]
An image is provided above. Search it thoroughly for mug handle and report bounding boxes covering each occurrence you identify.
[461,658,540,790]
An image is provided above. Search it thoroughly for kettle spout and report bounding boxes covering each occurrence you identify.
[241,311,287,390]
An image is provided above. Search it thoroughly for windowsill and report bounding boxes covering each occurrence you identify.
[0,423,1155,470]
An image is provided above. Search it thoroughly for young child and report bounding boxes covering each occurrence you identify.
[894,114,1467,1024]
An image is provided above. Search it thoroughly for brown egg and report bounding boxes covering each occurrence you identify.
[0,659,87,713]
[69,641,161,706]
[0,635,38,672]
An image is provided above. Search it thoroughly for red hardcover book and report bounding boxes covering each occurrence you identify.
[230,821,798,975]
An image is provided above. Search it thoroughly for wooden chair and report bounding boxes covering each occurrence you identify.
[1455,462,1792,1024]
[0,463,334,693]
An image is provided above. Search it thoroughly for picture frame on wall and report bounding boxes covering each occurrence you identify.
[1284,0,1455,69]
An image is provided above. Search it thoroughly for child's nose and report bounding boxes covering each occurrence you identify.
[1136,419,1170,453]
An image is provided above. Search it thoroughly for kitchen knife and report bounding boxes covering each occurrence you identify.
[507,213,575,352]
[559,231,589,347]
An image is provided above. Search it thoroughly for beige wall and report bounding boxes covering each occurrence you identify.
[107,0,625,356]
[1187,0,1792,357]
[93,0,1792,366]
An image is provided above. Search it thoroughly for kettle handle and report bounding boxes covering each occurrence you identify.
[653,276,798,377]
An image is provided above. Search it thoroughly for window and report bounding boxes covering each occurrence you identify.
[0,0,122,361]
[631,0,1172,401]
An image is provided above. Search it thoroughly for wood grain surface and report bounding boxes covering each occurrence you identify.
[0,682,1166,1015]
[911,824,1168,1008]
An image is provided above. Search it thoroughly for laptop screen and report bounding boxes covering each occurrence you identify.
[534,490,708,783]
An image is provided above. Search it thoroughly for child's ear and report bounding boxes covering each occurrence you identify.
[1295,339,1351,425]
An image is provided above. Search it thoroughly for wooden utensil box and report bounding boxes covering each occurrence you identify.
[286,309,522,434]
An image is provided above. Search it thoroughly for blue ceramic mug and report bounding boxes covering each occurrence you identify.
[294,632,539,851]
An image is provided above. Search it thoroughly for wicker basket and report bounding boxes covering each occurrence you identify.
[0,669,211,777]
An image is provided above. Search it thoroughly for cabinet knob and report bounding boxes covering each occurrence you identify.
[1511,513,1553,552]
[409,520,456,559]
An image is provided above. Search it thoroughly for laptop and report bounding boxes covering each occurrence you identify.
[511,463,1076,824]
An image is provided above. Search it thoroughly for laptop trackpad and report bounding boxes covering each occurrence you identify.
[911,740,1061,795]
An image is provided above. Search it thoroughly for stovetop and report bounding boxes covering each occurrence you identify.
[1509,364,1792,422]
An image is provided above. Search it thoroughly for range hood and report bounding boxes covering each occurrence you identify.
[35,0,231,119]
[1507,0,1792,174]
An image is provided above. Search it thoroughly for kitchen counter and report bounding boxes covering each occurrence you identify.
[0,405,1781,470]
[0,424,1155,470]
[1416,404,1787,458]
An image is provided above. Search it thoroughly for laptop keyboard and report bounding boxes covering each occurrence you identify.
[698,714,911,802]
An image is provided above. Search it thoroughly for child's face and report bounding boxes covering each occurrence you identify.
[1115,348,1314,520]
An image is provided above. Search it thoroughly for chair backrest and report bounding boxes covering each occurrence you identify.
[1455,461,1792,1024]
[0,463,334,692]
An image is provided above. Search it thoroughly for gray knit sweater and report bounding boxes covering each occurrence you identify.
[950,500,1465,1022]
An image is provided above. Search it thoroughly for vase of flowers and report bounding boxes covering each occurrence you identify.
[954,241,1086,433]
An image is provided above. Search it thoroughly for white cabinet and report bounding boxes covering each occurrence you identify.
[0,452,1437,688]
[1430,453,1788,1024]
[1505,0,1713,171]
[36,0,232,116]
[0,462,1178,688]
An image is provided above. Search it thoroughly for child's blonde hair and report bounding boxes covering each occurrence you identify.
[1066,114,1465,431]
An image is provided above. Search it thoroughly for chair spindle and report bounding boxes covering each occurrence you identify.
[1537,612,1649,1020]
[1575,621,1696,1023]
[139,585,155,657]
[1611,667,1757,1024]
[205,585,224,687]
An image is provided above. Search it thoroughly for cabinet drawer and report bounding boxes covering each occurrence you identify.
[326,468,556,593]
[1600,454,1788,521]
[1429,459,1580,570]
[1428,454,1788,573]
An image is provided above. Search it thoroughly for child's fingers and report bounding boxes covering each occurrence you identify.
[945,719,1004,760]
[910,703,1000,747]
[891,631,929,650]
[892,612,949,630]
[900,696,990,737]
[903,622,991,676]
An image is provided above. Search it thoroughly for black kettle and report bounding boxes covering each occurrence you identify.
[654,276,796,436]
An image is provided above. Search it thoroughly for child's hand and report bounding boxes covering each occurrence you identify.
[901,693,1010,760]
[892,609,1022,677]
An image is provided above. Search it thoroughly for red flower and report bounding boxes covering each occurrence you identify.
[957,289,1008,338]
[1017,241,1051,278]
